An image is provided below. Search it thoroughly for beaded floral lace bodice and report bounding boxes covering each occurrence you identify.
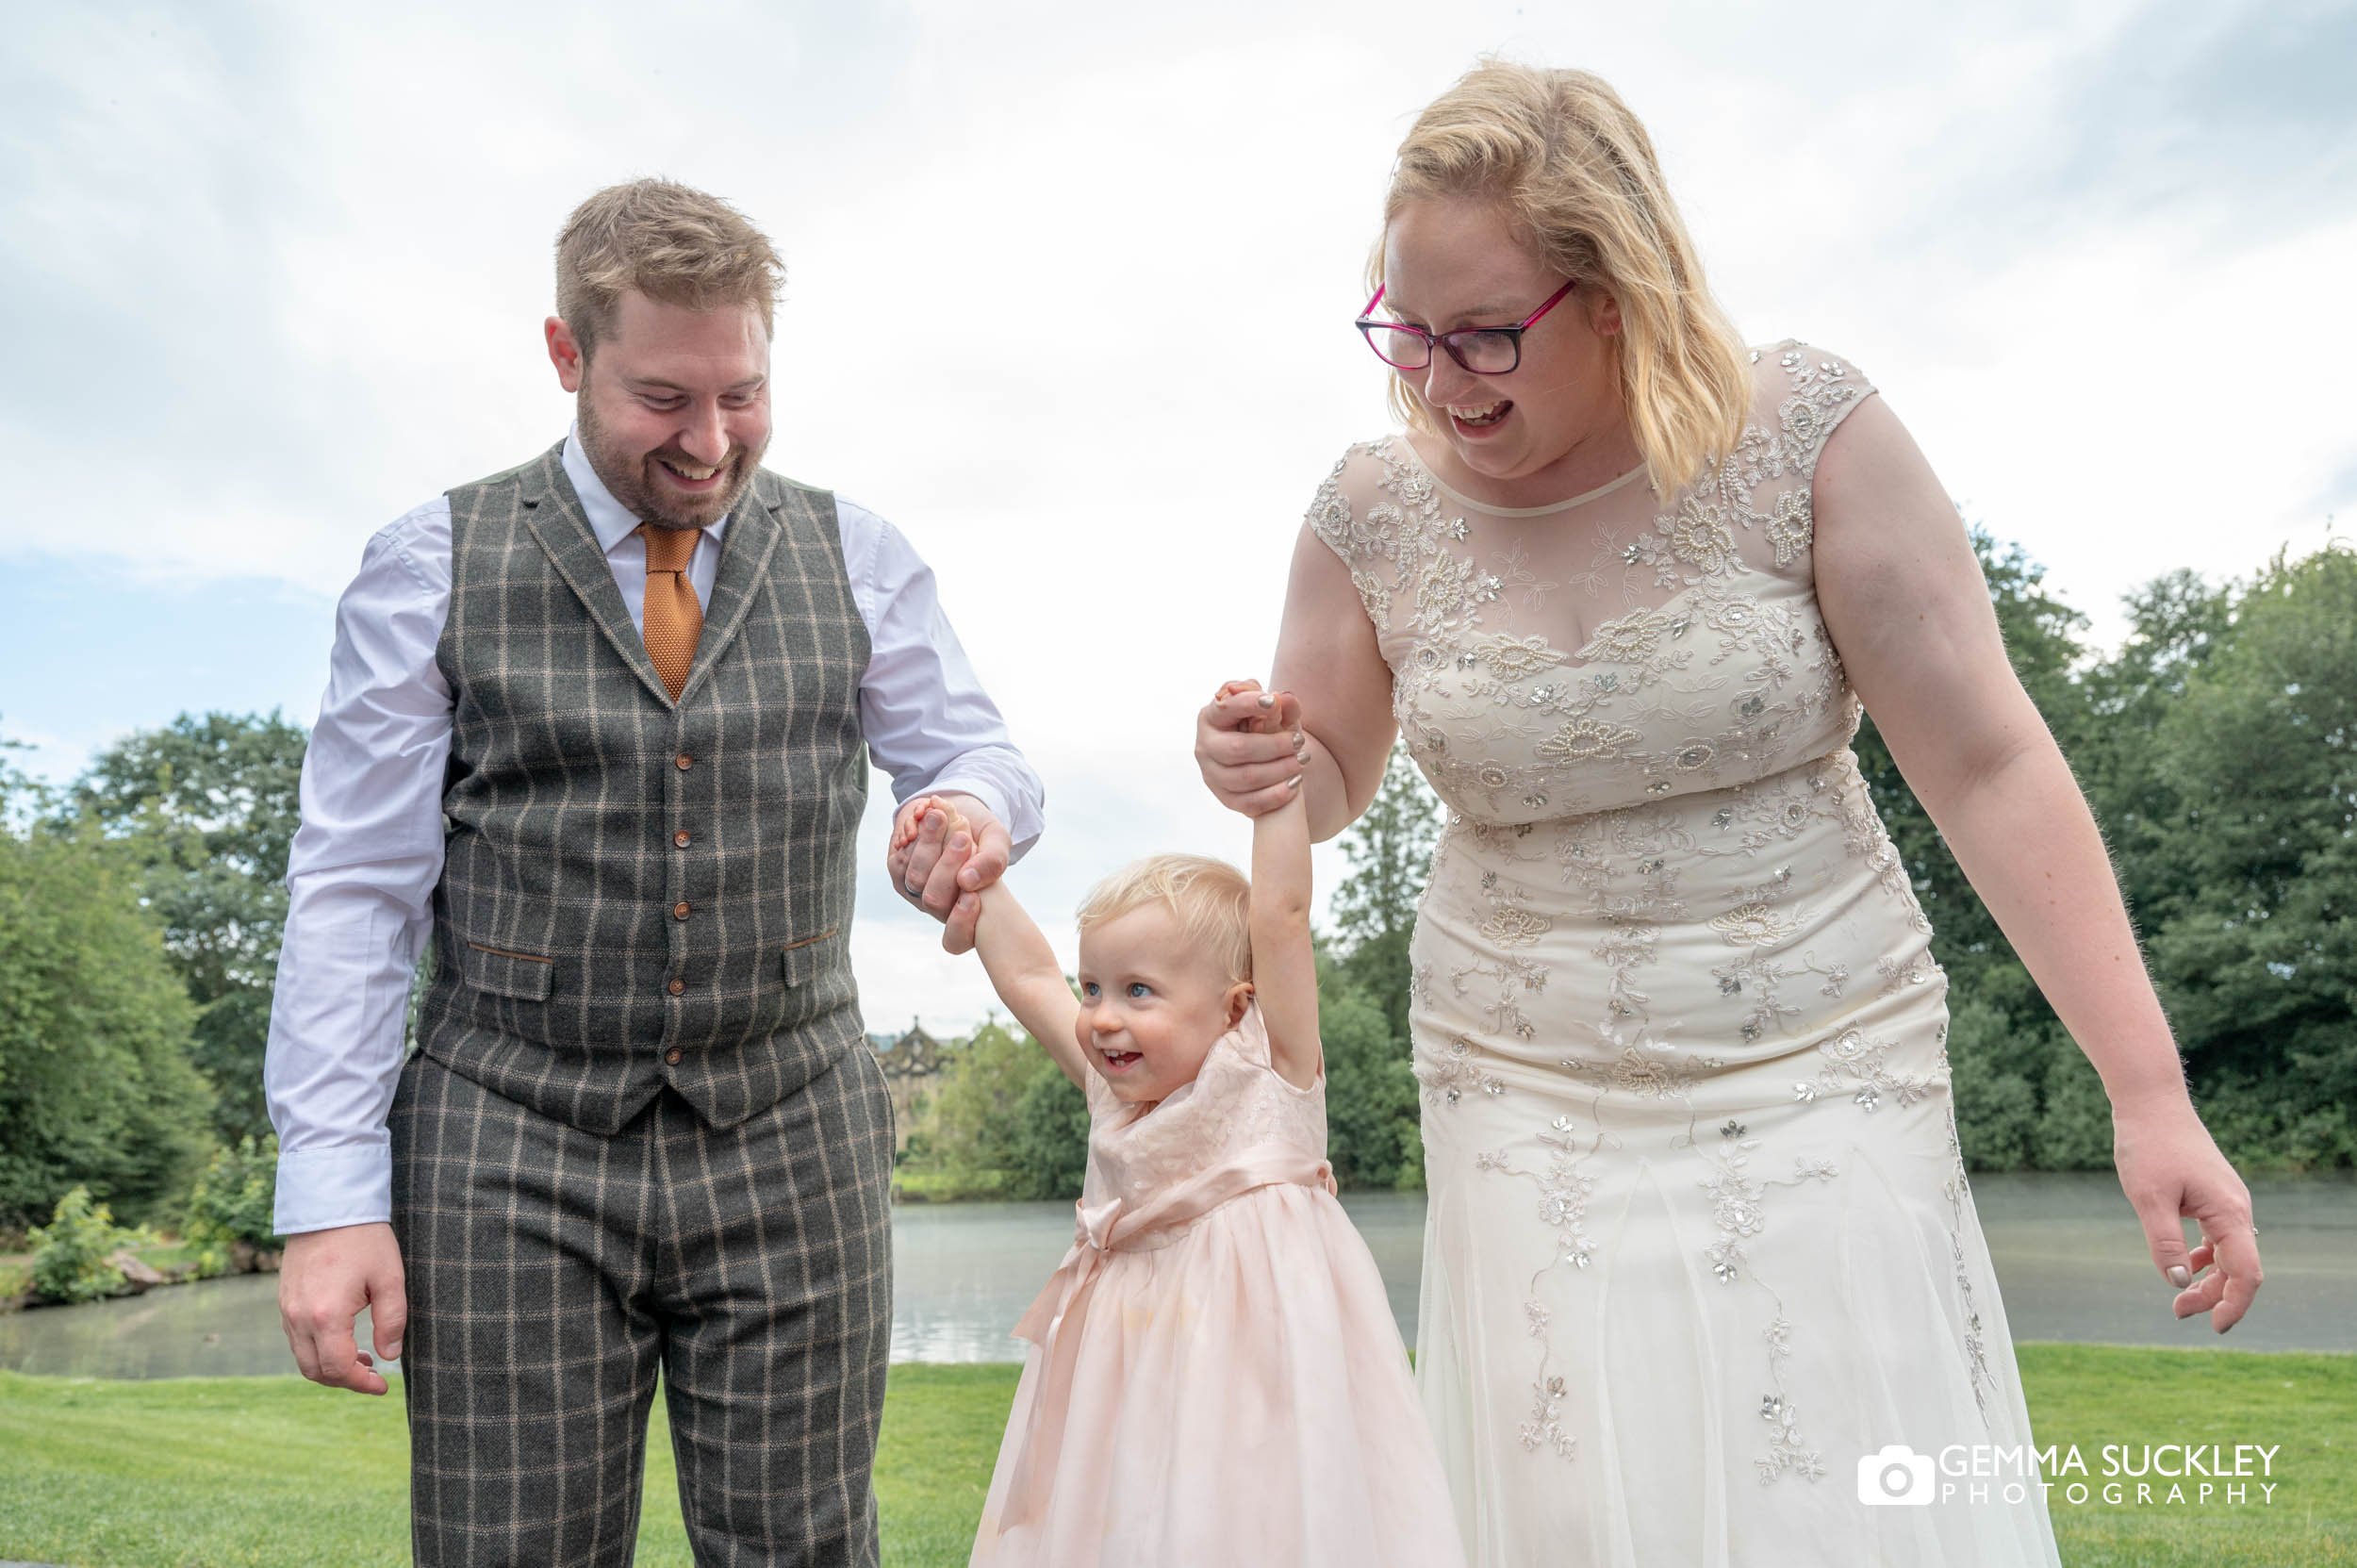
[1311,342,1871,825]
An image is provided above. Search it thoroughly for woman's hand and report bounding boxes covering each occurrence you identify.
[1196,679,1306,817]
[2113,1095,2264,1332]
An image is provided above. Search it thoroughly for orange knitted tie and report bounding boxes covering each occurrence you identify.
[639,523,703,700]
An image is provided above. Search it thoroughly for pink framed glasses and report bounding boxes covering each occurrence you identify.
[1356,278,1577,374]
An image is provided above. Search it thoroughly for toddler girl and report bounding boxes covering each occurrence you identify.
[900,684,1464,1567]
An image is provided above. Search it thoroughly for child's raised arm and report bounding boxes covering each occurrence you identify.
[897,796,1087,1087]
[1243,691,1323,1090]
[971,882,1088,1088]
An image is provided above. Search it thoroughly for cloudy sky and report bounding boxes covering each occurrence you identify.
[5,0,2352,1032]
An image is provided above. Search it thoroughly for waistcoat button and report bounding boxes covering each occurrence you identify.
[666,978,685,997]
[673,901,691,920]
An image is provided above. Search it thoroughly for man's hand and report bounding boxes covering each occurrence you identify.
[886,792,1010,954]
[278,1222,407,1395]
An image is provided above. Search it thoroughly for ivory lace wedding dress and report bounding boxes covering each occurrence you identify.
[1308,344,2063,1566]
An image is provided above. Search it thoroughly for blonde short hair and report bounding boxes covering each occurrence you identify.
[1376,61,1753,498]
[1075,854,1253,985]
[554,178,784,361]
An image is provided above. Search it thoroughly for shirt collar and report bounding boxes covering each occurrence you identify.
[562,423,732,557]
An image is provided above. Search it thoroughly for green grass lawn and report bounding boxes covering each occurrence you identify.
[0,1347,2347,1566]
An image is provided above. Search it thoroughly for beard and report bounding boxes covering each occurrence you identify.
[575,390,766,533]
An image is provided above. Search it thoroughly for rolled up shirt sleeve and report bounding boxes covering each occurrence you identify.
[265,501,454,1234]
[840,497,1045,859]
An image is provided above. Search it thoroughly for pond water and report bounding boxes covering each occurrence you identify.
[3,1173,2349,1379]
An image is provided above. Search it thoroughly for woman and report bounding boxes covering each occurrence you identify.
[1195,61,2262,1566]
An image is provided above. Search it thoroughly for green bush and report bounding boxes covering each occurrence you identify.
[2192,1075,2357,1175]
[2034,1051,2118,1171]
[184,1135,281,1276]
[26,1187,134,1304]
[1007,1066,1088,1201]
[1322,966,1422,1191]
[0,811,216,1229]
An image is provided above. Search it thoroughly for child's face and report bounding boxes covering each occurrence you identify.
[1073,905,1244,1106]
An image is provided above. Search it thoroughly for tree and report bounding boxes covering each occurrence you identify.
[1851,533,2355,1172]
[915,1016,1092,1201]
[1008,1065,1090,1201]
[2075,569,2238,938]
[1319,955,1422,1190]
[1328,744,1443,1044]
[65,711,307,1142]
[2143,547,2357,1165]
[0,803,216,1230]
[1319,744,1441,1189]
[912,1018,1030,1194]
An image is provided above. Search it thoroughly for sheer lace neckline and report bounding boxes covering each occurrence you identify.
[1397,434,1652,518]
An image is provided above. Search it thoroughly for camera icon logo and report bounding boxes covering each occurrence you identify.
[1856,1444,1936,1507]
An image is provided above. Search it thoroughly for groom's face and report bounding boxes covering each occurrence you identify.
[552,289,772,531]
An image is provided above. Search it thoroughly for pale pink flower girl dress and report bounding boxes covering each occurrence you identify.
[969,1003,1467,1566]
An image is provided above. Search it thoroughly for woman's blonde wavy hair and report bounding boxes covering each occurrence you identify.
[1375,61,1753,497]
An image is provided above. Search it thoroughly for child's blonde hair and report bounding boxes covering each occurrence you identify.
[1075,854,1253,984]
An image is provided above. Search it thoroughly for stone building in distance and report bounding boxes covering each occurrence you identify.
[866,1018,948,1156]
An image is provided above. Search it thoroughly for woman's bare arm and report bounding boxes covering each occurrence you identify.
[1812,393,2261,1331]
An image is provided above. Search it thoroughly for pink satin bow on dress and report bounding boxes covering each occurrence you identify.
[997,1145,1335,1531]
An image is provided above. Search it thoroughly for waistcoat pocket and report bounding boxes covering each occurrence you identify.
[778,925,855,1030]
[781,926,844,987]
[463,939,556,1002]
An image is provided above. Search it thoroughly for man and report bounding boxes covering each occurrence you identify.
[266,178,1038,1566]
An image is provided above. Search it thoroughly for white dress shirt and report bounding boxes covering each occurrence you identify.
[265,432,1044,1234]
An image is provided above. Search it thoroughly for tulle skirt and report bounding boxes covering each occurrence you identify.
[970,1182,1466,1567]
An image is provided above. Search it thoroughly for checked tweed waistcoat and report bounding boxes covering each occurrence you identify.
[420,442,873,1135]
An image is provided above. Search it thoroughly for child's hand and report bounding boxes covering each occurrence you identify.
[1198,680,1309,817]
[1211,678,1305,742]
[891,794,974,854]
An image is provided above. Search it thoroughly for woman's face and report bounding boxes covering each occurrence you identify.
[1378,196,1627,495]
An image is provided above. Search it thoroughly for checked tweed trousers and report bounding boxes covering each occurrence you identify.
[390,1044,895,1567]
